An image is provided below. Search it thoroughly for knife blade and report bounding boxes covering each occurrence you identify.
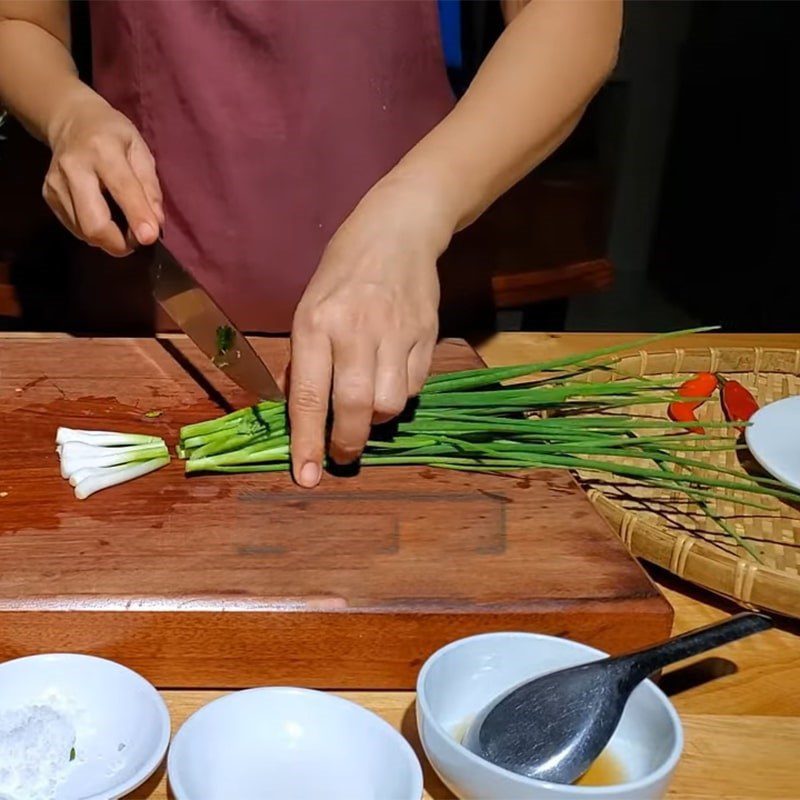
[150,240,284,401]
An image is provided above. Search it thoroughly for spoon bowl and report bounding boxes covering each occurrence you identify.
[462,658,632,782]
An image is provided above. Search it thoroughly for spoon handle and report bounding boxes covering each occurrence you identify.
[618,612,772,679]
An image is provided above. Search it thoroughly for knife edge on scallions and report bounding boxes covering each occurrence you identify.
[56,427,170,499]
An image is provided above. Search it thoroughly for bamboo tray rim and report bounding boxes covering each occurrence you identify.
[580,344,800,617]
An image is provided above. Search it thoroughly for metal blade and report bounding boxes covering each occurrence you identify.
[150,240,284,401]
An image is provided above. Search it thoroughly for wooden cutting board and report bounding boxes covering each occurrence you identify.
[0,335,672,689]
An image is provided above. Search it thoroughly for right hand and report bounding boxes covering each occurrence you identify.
[43,91,163,256]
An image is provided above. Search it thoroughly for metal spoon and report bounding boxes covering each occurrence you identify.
[463,612,772,785]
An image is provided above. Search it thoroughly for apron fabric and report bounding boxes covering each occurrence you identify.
[88,0,455,332]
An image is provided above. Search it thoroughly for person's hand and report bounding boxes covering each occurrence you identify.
[288,177,452,488]
[43,89,163,255]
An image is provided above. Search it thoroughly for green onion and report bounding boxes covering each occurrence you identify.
[57,428,170,499]
[176,327,793,558]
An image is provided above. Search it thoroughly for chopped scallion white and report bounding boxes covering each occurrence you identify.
[73,457,170,500]
[56,427,170,498]
[56,427,162,447]
[59,444,168,480]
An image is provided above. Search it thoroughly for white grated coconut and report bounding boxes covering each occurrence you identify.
[0,704,76,800]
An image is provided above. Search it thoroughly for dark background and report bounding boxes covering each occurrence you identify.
[0,0,797,334]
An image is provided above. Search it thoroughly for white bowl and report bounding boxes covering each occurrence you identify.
[745,394,800,490]
[417,633,682,800]
[168,686,423,800]
[0,653,170,800]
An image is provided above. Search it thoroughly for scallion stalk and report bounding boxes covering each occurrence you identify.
[174,327,795,559]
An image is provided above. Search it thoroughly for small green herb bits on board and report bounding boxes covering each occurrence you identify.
[213,325,236,367]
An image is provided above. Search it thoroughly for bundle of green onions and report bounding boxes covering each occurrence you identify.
[57,427,170,499]
[177,327,799,557]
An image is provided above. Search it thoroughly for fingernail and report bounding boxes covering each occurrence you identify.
[136,222,155,243]
[154,201,165,223]
[299,462,321,488]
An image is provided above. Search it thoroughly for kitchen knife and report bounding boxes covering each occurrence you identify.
[150,239,284,401]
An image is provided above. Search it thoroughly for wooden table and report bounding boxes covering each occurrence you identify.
[52,331,800,799]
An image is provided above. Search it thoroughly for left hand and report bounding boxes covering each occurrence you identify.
[288,176,451,488]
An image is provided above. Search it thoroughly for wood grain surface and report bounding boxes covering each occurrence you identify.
[132,333,800,800]
[0,335,670,688]
[136,697,800,800]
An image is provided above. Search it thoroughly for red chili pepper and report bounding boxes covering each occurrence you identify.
[668,372,718,434]
[677,372,719,401]
[668,401,705,433]
[719,376,759,431]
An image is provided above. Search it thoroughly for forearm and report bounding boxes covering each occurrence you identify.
[0,3,96,145]
[390,0,622,238]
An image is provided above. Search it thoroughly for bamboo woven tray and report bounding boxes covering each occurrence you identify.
[574,345,800,619]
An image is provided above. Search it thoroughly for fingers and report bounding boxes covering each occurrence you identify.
[373,340,410,424]
[42,170,81,240]
[277,360,290,396]
[289,331,432,483]
[288,329,332,488]
[45,167,129,257]
[329,337,377,465]
[96,147,160,246]
[65,168,130,256]
[408,337,436,396]
[128,137,165,227]
[288,267,438,485]
[45,124,162,254]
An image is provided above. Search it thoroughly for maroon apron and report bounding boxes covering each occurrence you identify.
[87,0,455,332]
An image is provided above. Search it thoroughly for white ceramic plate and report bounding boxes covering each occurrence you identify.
[168,686,423,800]
[745,395,800,490]
[0,653,171,800]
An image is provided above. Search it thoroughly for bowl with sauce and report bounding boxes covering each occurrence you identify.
[416,632,682,799]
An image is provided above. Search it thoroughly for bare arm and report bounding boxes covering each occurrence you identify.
[394,0,622,235]
[501,0,532,25]
[0,0,79,142]
[0,0,162,254]
[288,0,622,486]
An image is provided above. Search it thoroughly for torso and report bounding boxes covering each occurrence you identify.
[88,0,455,332]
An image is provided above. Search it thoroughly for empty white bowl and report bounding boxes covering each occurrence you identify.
[168,686,423,800]
[0,653,170,800]
[745,394,800,490]
[417,633,682,800]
